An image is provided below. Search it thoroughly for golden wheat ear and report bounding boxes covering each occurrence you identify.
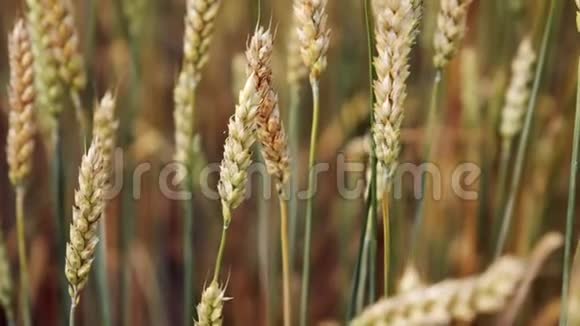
[65,139,107,306]
[433,0,473,69]
[294,0,331,80]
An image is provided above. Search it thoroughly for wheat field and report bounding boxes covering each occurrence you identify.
[0,0,578,325]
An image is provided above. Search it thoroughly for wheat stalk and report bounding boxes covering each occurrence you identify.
[7,19,37,326]
[294,0,331,81]
[0,234,14,325]
[65,139,106,310]
[351,256,525,325]
[433,0,473,69]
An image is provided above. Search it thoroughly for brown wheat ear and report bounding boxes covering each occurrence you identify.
[7,18,37,188]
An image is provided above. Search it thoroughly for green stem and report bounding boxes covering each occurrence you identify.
[411,70,442,260]
[69,303,75,326]
[183,180,195,324]
[560,58,580,326]
[52,123,69,326]
[95,214,111,326]
[279,197,291,326]
[355,209,373,312]
[121,158,134,326]
[381,191,390,297]
[494,139,512,220]
[212,225,228,283]
[288,83,301,267]
[15,188,30,326]
[299,77,321,326]
[71,91,89,150]
[494,0,560,258]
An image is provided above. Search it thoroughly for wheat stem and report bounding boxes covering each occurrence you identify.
[495,139,512,220]
[288,83,301,266]
[52,124,70,323]
[381,191,390,296]
[279,197,291,326]
[15,188,30,326]
[212,225,228,283]
[299,77,320,326]
[412,70,442,260]
[69,303,75,326]
[495,0,560,258]
[71,91,89,150]
[560,42,580,326]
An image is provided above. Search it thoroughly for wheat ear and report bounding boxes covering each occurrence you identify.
[433,0,473,69]
[7,19,37,326]
[25,0,65,116]
[65,139,106,307]
[499,37,536,141]
[351,257,525,325]
[287,1,309,86]
[195,281,230,326]
[92,93,118,178]
[183,0,221,84]
[247,27,291,193]
[372,0,419,184]
[217,74,260,224]
[7,19,37,188]
[294,0,331,80]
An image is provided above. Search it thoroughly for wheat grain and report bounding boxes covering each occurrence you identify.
[294,0,331,80]
[433,0,473,69]
[247,28,290,193]
[195,281,229,326]
[65,139,106,305]
[183,0,221,85]
[7,19,37,188]
[499,37,536,140]
[217,74,260,224]
[43,0,86,93]
[25,0,65,116]
[92,92,118,178]
[351,256,525,325]
[372,0,419,186]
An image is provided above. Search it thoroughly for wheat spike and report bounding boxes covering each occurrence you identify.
[183,0,221,85]
[92,92,119,178]
[25,0,65,115]
[195,281,229,326]
[247,28,290,193]
[43,0,86,92]
[7,19,37,188]
[287,2,309,86]
[351,257,525,325]
[433,0,473,69]
[294,0,331,80]
[173,67,198,167]
[217,74,260,224]
[372,0,419,185]
[65,139,106,305]
[499,37,536,140]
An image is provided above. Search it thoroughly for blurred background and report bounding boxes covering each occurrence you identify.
[0,0,578,325]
